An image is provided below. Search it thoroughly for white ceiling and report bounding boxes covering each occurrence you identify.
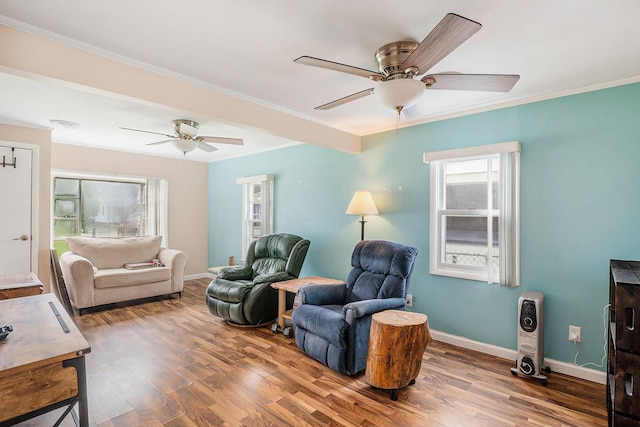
[1,0,640,162]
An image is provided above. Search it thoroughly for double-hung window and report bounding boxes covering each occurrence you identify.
[424,141,520,287]
[236,174,274,259]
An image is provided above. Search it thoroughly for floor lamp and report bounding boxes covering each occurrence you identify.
[346,191,379,240]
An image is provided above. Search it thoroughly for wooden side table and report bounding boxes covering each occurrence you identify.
[207,265,234,277]
[0,272,44,300]
[366,310,432,400]
[270,276,343,337]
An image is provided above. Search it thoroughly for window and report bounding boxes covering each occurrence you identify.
[236,174,274,259]
[52,173,168,254]
[424,141,520,287]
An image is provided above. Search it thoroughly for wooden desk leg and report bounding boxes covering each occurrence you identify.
[277,289,287,330]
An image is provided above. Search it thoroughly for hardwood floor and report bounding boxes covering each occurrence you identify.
[17,278,607,426]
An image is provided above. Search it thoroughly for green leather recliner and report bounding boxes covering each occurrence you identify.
[205,233,310,325]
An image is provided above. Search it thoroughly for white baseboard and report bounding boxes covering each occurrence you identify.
[431,329,607,384]
[185,273,215,280]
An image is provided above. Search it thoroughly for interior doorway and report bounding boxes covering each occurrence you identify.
[0,144,36,275]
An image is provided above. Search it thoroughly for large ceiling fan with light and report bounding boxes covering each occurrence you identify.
[295,13,520,117]
[120,119,243,155]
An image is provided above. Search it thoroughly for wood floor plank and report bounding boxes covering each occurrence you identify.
[165,383,227,427]
[11,278,607,426]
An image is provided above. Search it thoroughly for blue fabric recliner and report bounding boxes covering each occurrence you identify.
[292,240,418,375]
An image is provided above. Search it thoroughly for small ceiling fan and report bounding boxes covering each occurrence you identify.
[295,13,520,116]
[120,119,244,155]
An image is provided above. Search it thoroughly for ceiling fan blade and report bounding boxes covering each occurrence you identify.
[120,127,175,138]
[145,139,172,146]
[315,88,375,110]
[197,141,218,152]
[295,56,383,80]
[424,73,520,92]
[402,13,482,75]
[197,136,244,145]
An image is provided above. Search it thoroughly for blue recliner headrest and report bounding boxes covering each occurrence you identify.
[345,240,418,303]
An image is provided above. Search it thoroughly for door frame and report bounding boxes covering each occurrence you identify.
[0,140,40,276]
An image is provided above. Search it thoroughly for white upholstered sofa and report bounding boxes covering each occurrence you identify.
[59,235,187,313]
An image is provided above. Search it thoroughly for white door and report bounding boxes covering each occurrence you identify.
[0,145,33,274]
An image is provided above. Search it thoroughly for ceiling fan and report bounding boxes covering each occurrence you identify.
[120,119,244,155]
[295,13,520,116]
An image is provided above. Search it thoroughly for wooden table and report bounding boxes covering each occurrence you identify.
[0,272,44,299]
[271,276,342,337]
[0,293,91,426]
[207,265,234,277]
[366,310,432,401]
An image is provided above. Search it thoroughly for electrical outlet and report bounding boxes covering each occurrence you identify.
[569,325,581,342]
[405,294,413,307]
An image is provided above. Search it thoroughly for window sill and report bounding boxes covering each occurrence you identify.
[430,266,491,283]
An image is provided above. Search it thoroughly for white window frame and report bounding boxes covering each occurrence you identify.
[424,141,520,287]
[236,174,274,259]
[51,170,170,248]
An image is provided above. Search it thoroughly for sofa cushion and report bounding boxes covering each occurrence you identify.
[94,266,171,289]
[66,235,162,269]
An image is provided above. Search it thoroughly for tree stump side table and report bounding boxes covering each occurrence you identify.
[365,309,432,400]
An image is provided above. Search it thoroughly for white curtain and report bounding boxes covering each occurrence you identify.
[147,178,169,247]
[498,150,520,287]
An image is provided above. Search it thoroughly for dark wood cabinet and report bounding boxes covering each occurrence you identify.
[0,272,43,300]
[609,260,640,426]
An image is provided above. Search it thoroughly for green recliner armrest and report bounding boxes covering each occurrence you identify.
[253,271,292,284]
[217,266,253,281]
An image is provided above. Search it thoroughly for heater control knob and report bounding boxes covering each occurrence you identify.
[520,300,537,333]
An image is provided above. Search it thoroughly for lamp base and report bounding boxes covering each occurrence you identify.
[359,219,367,241]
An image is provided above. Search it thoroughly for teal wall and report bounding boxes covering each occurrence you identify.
[209,82,640,369]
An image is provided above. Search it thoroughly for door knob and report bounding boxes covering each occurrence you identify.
[13,235,29,241]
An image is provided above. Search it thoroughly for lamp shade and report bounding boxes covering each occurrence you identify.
[374,78,425,111]
[171,137,198,154]
[346,191,379,216]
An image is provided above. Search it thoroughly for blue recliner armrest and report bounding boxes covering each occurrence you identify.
[298,283,346,306]
[343,297,406,375]
[342,297,406,324]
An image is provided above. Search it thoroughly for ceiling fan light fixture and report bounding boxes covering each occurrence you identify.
[50,119,79,129]
[374,79,425,112]
[171,137,198,154]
